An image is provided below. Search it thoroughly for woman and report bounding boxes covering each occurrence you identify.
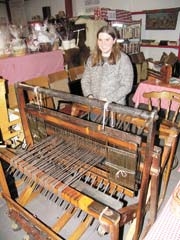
[81,25,134,105]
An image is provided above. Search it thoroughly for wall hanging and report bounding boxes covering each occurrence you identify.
[146,10,178,30]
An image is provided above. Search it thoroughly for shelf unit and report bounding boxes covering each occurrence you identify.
[140,44,179,49]
[140,44,180,60]
[112,20,141,54]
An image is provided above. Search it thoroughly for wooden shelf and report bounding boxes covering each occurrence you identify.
[141,44,180,59]
[140,44,179,49]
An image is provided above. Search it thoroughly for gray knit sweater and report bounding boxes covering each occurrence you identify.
[81,51,134,105]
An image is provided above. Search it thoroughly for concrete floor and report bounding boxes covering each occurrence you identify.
[0,142,180,240]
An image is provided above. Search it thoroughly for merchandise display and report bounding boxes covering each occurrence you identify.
[0,20,60,58]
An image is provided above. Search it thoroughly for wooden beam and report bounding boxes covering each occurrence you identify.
[131,7,180,15]
[65,0,73,18]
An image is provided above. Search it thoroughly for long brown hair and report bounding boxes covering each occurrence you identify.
[91,25,121,66]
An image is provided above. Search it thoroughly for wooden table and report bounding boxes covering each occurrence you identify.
[132,77,180,110]
[0,50,64,108]
[144,180,180,240]
[0,50,64,84]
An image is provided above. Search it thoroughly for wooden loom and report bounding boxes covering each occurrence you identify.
[0,82,161,240]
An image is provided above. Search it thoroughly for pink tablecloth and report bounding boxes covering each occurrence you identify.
[144,180,180,240]
[0,50,64,84]
[132,78,180,111]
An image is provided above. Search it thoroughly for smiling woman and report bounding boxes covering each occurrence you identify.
[81,25,134,106]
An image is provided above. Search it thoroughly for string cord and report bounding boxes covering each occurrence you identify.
[102,102,111,130]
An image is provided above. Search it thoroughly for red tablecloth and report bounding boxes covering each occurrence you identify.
[0,50,64,84]
[132,78,180,111]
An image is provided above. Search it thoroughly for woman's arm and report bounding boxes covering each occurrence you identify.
[81,57,93,97]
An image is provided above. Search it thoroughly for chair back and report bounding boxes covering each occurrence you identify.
[68,65,84,81]
[68,66,84,96]
[48,70,70,109]
[25,76,54,109]
[143,91,180,127]
[48,70,69,84]
[48,70,69,93]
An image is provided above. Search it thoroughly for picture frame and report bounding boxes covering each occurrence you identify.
[146,11,178,30]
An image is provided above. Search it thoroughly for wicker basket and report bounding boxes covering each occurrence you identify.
[39,43,52,52]
[0,49,10,58]
[13,48,26,57]
[0,53,9,59]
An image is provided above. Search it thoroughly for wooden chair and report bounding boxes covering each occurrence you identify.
[143,90,180,206]
[68,65,84,96]
[25,76,54,109]
[7,84,18,109]
[143,91,180,127]
[68,65,85,81]
[0,78,24,147]
[48,70,70,110]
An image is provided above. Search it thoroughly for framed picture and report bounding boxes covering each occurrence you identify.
[146,11,178,30]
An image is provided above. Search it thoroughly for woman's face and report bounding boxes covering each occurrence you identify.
[97,32,116,57]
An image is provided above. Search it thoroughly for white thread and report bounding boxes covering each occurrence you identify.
[99,206,109,223]
[33,86,42,108]
[34,86,39,94]
[102,102,111,130]
[116,170,128,178]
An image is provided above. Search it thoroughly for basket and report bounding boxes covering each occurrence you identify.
[39,43,52,52]
[13,48,26,57]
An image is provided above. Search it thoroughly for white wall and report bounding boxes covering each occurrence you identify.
[1,0,179,60]
[72,0,180,60]
[72,0,131,16]
[127,0,180,11]
[0,3,9,23]
[132,12,180,60]
[72,0,180,16]
[24,0,65,21]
